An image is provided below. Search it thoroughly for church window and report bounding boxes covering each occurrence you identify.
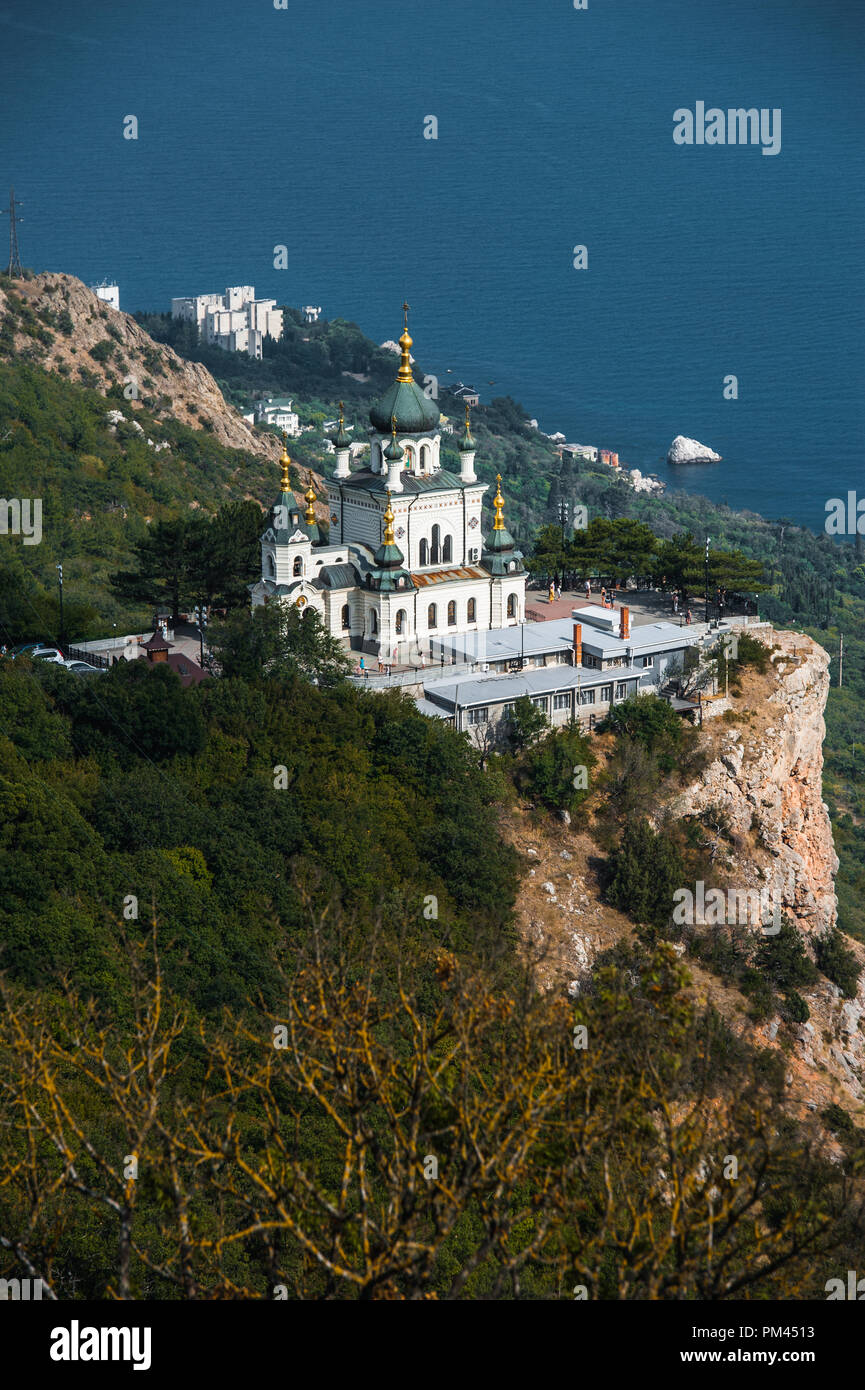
[467,597,476,622]
[341,604,350,630]
[420,443,430,471]
[442,535,452,563]
[447,600,456,626]
[419,538,428,566]
[266,553,275,577]
[428,603,437,629]
[370,609,378,635]
[507,594,517,619]
[431,524,441,564]
[293,556,303,577]
[395,609,406,635]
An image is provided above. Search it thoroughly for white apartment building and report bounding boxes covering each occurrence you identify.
[170,286,283,359]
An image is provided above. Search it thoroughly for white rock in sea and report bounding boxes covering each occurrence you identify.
[667,435,722,465]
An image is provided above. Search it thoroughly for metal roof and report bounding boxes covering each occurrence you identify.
[423,662,648,711]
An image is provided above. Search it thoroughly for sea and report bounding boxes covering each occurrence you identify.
[1,0,863,534]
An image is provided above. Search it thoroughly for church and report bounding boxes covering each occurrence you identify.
[249,307,527,663]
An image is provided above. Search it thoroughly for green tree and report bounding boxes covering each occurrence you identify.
[605,818,685,937]
[208,603,350,687]
[507,694,548,751]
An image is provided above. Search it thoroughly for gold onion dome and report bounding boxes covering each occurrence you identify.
[304,473,317,524]
[492,474,506,530]
[383,489,396,545]
[279,432,292,491]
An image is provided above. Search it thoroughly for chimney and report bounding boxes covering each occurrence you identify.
[619,606,630,640]
[572,622,582,667]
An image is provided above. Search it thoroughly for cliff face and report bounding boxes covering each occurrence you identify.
[670,627,838,938]
[0,272,280,461]
[505,625,865,1122]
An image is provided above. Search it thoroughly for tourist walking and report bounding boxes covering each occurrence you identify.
[584,580,591,599]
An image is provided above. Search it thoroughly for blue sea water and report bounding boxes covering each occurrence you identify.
[1,0,863,533]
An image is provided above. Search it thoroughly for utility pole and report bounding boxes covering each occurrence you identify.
[3,188,24,277]
[56,562,65,651]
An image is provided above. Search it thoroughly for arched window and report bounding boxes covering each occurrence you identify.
[341,604,350,630]
[370,608,378,634]
[431,524,441,565]
[467,597,476,622]
[420,443,430,471]
[395,609,406,635]
[442,534,452,563]
[266,553,275,577]
[428,603,437,629]
[293,556,303,577]
[419,537,428,567]
[507,594,517,619]
[403,446,414,472]
[447,600,456,626]
[371,442,381,473]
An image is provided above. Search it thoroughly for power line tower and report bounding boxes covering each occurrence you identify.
[3,188,24,277]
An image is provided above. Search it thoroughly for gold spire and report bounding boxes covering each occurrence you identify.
[383,488,395,545]
[338,400,344,428]
[304,472,317,525]
[465,401,471,429]
[492,473,506,531]
[397,300,413,382]
[279,431,291,491]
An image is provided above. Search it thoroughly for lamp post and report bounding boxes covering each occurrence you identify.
[56,562,65,652]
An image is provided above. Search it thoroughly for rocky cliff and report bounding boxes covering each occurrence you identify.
[505,624,865,1125]
[670,627,838,938]
[0,272,280,461]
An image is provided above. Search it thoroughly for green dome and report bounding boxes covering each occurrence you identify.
[369,378,440,434]
[384,434,405,462]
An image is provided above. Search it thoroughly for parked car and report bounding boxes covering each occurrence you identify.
[62,659,105,675]
[13,644,65,663]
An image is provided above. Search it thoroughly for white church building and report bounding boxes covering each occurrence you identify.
[249,307,527,663]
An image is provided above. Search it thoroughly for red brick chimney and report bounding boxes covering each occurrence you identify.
[619,606,630,640]
[573,622,582,666]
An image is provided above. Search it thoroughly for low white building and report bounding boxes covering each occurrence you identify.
[254,397,301,436]
[91,283,120,311]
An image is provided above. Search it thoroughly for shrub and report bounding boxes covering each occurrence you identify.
[604,818,685,939]
[815,929,861,998]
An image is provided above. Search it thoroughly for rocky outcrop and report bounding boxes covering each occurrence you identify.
[667,434,721,464]
[669,628,838,937]
[0,272,281,461]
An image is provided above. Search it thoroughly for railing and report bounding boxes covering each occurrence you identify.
[66,645,110,669]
